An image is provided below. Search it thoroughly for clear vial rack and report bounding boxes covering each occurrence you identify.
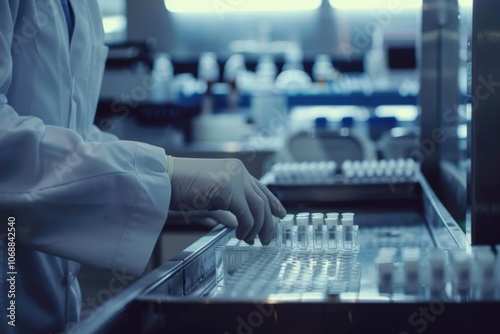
[215,212,361,299]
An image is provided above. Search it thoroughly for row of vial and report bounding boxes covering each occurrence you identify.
[273,212,359,251]
[271,159,417,184]
[342,158,417,180]
[377,246,500,299]
[271,161,337,183]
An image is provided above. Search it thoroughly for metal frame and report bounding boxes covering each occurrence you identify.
[77,227,233,333]
[471,0,500,245]
[419,0,464,226]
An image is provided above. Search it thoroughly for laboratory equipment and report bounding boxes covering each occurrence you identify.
[312,54,339,85]
[151,53,174,104]
[198,52,220,84]
[223,54,246,112]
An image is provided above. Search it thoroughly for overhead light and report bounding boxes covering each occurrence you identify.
[164,0,321,13]
[329,0,422,11]
[102,15,127,34]
[457,124,467,139]
[458,0,473,8]
[375,105,419,122]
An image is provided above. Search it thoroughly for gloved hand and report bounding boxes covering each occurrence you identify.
[166,157,287,244]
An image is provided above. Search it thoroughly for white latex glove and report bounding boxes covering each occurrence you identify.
[167,157,287,244]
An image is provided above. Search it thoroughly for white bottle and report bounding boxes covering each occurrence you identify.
[151,53,173,103]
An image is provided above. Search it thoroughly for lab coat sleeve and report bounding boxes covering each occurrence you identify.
[0,4,171,277]
[88,124,121,142]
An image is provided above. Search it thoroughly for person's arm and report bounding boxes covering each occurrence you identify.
[0,2,171,277]
[87,123,121,142]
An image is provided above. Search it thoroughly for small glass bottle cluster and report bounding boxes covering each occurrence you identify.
[376,245,500,300]
[275,212,359,251]
[270,159,418,185]
[341,158,417,182]
[271,161,337,184]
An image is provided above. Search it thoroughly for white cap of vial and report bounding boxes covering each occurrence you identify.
[296,213,309,227]
[342,160,352,169]
[403,252,420,270]
[453,252,471,271]
[472,245,493,258]
[325,212,339,228]
[341,213,354,227]
[428,249,446,267]
[311,213,324,228]
[476,251,495,266]
[281,214,294,230]
[449,250,468,264]
[402,247,421,256]
[378,247,398,259]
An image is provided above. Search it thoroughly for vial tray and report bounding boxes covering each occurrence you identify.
[263,159,420,203]
[215,239,361,300]
[214,212,361,300]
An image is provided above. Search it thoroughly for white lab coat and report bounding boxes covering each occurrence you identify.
[0,1,171,333]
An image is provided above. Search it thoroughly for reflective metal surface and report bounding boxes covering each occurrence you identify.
[77,226,233,333]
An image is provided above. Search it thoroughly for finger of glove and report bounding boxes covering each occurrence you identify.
[205,210,238,228]
[253,177,287,218]
[241,179,266,244]
[228,197,254,241]
[248,179,274,245]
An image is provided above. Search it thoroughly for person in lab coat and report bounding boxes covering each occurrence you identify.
[0,1,286,333]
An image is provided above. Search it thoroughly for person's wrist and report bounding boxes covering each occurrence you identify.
[166,155,175,181]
